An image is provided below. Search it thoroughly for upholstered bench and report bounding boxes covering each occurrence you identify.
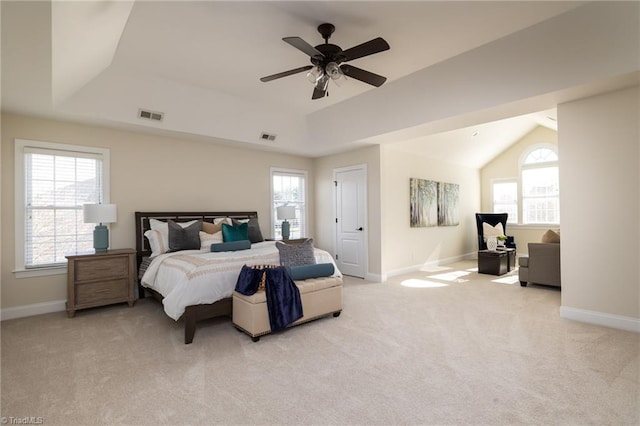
[232,276,343,341]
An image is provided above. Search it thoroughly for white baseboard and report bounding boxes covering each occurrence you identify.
[560,306,640,333]
[365,272,385,282]
[384,252,475,279]
[1,300,66,321]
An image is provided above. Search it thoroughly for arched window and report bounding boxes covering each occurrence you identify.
[520,146,559,224]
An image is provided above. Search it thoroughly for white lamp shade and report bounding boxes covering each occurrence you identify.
[83,204,117,224]
[276,206,296,221]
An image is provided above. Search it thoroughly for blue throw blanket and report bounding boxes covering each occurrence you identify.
[235,265,303,331]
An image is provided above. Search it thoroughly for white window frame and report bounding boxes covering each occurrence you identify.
[491,178,518,224]
[270,167,308,240]
[519,144,559,226]
[14,139,110,278]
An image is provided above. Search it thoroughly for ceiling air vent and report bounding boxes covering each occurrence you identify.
[259,132,277,142]
[138,108,164,122]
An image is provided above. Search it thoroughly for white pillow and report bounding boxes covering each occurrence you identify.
[213,217,232,225]
[482,222,504,242]
[199,231,223,250]
[148,219,197,256]
[144,229,166,257]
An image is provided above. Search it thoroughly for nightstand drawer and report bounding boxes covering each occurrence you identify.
[75,257,128,281]
[76,279,128,305]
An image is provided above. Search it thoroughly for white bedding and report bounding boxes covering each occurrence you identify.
[141,241,341,320]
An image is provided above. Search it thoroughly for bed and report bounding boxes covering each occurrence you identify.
[134,211,341,344]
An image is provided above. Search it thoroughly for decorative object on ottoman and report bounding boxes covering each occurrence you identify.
[486,235,498,251]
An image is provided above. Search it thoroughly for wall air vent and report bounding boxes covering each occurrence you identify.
[138,108,164,122]
[259,132,277,142]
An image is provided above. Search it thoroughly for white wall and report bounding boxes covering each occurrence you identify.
[558,86,639,331]
[380,145,480,276]
[1,113,313,312]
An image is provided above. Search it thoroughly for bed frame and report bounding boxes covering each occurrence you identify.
[134,211,258,344]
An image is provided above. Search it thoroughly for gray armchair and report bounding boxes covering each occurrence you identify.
[518,243,561,287]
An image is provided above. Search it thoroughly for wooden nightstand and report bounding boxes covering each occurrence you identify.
[66,249,137,318]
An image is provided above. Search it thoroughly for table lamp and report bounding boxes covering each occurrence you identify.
[276,206,296,240]
[83,204,117,252]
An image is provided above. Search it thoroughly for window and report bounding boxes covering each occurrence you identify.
[492,180,518,223]
[521,146,559,224]
[271,168,307,239]
[15,139,110,274]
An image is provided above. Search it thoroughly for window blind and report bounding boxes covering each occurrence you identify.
[272,170,307,239]
[24,147,104,268]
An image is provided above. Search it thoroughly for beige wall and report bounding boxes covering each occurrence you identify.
[558,86,639,322]
[480,126,559,252]
[380,146,480,274]
[312,145,382,279]
[1,113,313,309]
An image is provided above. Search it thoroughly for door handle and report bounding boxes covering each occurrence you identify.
[357,227,363,231]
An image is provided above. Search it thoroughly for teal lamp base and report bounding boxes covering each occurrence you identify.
[281,220,290,240]
[93,225,109,252]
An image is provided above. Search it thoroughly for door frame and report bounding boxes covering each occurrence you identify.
[333,164,368,278]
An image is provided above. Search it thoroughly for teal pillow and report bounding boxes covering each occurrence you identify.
[286,263,334,280]
[222,222,249,242]
[211,240,251,252]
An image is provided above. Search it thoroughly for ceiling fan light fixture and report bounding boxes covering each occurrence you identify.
[326,62,343,80]
[306,66,324,83]
[316,74,330,91]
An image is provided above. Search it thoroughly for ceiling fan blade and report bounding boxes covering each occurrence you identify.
[312,75,330,99]
[341,37,390,62]
[260,65,313,82]
[312,86,326,100]
[340,64,387,87]
[283,37,325,59]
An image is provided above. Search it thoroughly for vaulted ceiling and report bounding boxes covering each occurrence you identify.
[2,1,638,167]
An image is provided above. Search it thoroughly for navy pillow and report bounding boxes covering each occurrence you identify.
[286,263,335,280]
[211,240,251,252]
[222,222,249,242]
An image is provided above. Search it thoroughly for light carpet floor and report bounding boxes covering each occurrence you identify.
[1,260,638,425]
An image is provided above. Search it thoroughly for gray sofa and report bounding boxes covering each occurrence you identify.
[518,242,561,287]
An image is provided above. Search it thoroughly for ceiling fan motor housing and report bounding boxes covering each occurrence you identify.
[311,44,344,67]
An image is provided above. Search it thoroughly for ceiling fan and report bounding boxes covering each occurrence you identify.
[260,23,390,99]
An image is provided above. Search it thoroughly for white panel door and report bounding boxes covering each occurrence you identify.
[335,166,366,278]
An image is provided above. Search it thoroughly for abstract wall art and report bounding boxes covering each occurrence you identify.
[409,178,438,227]
[437,182,460,226]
